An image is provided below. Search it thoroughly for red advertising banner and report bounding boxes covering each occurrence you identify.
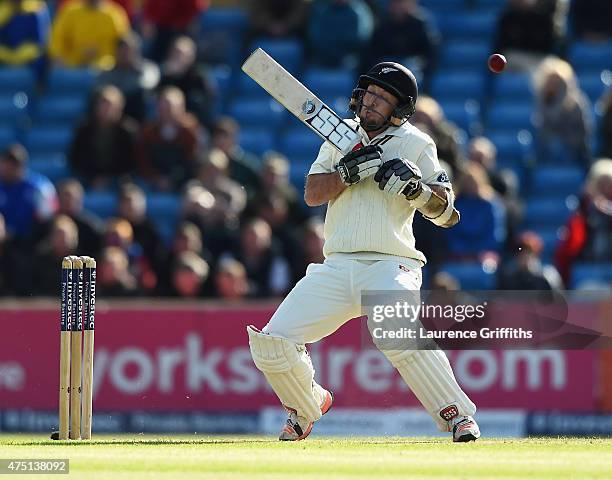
[0,302,598,412]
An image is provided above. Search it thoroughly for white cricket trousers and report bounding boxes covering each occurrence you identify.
[264,255,422,343]
[262,254,477,431]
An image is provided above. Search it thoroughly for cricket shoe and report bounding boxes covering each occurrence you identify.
[278,389,334,441]
[452,416,480,442]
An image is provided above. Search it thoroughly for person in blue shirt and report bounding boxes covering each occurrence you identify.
[0,143,58,245]
[446,161,506,260]
[0,0,50,79]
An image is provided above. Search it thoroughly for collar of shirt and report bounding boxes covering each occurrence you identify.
[355,120,410,145]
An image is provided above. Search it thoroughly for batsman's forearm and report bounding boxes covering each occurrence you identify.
[409,184,460,228]
[304,172,347,206]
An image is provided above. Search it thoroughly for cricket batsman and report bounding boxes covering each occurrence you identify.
[247,62,480,442]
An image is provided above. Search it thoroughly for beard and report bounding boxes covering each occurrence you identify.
[359,107,388,131]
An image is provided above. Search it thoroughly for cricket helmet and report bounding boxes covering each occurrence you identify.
[349,62,418,130]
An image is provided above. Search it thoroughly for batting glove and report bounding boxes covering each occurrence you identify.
[375,158,423,197]
[336,145,383,186]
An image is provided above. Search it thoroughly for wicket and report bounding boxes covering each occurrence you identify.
[57,255,96,441]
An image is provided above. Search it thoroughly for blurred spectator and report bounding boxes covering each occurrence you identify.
[494,0,559,73]
[158,35,217,129]
[49,0,129,70]
[446,162,506,260]
[69,85,139,189]
[0,214,7,294]
[307,0,374,68]
[194,148,246,224]
[430,271,460,291]
[159,221,211,292]
[55,179,103,255]
[214,257,249,300]
[251,191,296,261]
[600,88,612,158]
[141,0,208,62]
[103,217,157,293]
[569,0,612,41]
[0,144,57,244]
[181,184,235,257]
[226,217,291,297]
[0,0,50,79]
[365,0,439,87]
[256,152,304,222]
[468,137,523,248]
[138,86,199,191]
[33,214,80,295]
[170,251,210,297]
[498,231,563,290]
[117,183,165,274]
[97,245,139,296]
[532,56,592,168]
[0,213,22,295]
[211,117,260,199]
[248,0,308,39]
[97,32,160,122]
[57,0,136,18]
[291,218,325,282]
[555,158,612,283]
[411,96,461,173]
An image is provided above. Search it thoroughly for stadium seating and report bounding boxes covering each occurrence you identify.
[0,67,35,95]
[238,128,276,156]
[47,68,97,95]
[0,96,29,127]
[487,130,533,163]
[439,261,497,289]
[486,102,534,132]
[578,73,610,104]
[492,73,533,100]
[0,126,17,149]
[279,129,322,161]
[237,73,268,98]
[24,126,73,155]
[249,39,303,74]
[199,8,248,67]
[570,262,612,289]
[523,198,573,229]
[147,193,182,243]
[83,191,116,219]
[529,166,584,198]
[303,69,356,98]
[34,96,87,126]
[436,11,497,41]
[440,42,490,70]
[28,154,71,183]
[228,98,285,129]
[431,72,485,102]
[441,100,480,134]
[569,41,612,74]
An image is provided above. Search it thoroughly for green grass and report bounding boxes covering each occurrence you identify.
[1,435,611,479]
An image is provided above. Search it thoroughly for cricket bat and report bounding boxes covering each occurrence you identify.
[241,48,361,155]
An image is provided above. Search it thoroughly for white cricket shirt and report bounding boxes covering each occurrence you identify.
[308,119,452,264]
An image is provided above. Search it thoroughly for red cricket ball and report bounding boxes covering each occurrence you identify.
[488,53,507,74]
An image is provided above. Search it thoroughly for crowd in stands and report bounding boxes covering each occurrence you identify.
[0,0,610,298]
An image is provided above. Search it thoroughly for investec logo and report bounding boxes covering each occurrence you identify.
[88,271,96,329]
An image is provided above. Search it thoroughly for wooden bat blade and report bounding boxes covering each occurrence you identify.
[242,48,361,155]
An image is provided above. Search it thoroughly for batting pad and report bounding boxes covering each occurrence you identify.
[383,349,476,431]
[247,326,323,422]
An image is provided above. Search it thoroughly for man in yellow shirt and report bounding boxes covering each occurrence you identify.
[49,0,129,70]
